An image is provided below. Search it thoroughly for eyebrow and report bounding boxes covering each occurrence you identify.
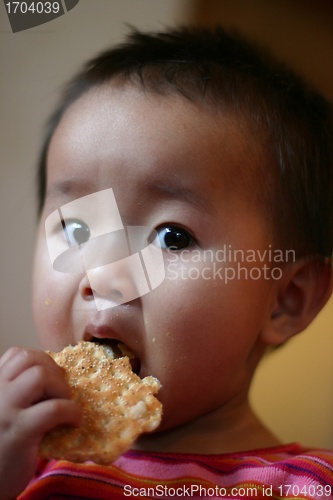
[46,178,216,215]
[147,181,216,214]
[45,179,92,202]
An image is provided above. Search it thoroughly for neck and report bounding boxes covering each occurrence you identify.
[134,402,280,455]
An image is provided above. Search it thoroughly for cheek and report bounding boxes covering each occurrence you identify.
[147,259,271,371]
[144,274,230,372]
[32,232,78,350]
[157,261,238,337]
[143,274,269,428]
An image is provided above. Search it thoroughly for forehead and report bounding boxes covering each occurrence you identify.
[46,84,263,212]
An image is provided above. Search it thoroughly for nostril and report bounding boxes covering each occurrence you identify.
[80,265,136,309]
[81,283,124,304]
[79,275,95,301]
[82,288,95,301]
[109,289,123,302]
[80,282,95,301]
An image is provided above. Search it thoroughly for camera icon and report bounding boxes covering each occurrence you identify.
[45,188,165,310]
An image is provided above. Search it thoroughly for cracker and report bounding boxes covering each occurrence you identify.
[38,340,162,464]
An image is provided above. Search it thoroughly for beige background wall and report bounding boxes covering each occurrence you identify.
[0,0,332,448]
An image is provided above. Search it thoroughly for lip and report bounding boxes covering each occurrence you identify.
[84,323,121,342]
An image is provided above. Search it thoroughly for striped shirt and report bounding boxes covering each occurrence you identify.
[19,444,333,499]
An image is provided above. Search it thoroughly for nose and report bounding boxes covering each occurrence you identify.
[79,253,150,310]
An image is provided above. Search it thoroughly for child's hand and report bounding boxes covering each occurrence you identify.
[0,346,82,499]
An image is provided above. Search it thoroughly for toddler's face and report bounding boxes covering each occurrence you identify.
[33,85,277,430]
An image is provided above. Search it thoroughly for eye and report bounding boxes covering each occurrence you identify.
[62,219,91,246]
[154,225,194,251]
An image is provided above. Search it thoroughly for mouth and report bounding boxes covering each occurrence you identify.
[91,337,141,376]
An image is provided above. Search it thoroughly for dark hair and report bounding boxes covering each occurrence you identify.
[37,26,333,261]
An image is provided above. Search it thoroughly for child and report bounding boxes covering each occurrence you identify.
[0,26,332,499]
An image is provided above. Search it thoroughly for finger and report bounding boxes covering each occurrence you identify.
[4,364,71,409]
[0,346,23,370]
[17,398,82,442]
[0,347,63,382]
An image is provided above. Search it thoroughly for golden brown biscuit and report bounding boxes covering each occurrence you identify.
[38,340,162,464]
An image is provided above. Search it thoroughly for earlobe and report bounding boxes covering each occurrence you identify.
[261,259,333,346]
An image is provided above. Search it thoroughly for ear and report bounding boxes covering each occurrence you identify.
[261,259,333,346]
